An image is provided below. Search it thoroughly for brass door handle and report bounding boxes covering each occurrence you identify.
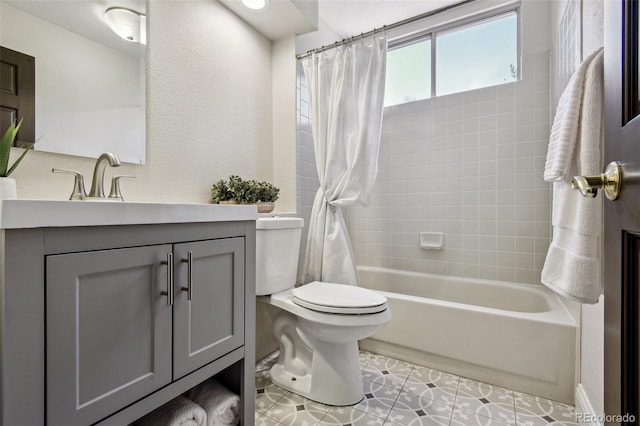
[571,161,622,200]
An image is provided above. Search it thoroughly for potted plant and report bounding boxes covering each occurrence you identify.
[210,175,279,213]
[0,119,29,199]
[255,181,279,213]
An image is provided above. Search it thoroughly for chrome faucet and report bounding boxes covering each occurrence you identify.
[53,152,134,201]
[88,152,121,198]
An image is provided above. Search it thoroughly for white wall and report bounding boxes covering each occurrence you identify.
[295,16,339,56]
[579,0,605,412]
[8,0,273,204]
[272,35,297,213]
[550,0,605,418]
[1,3,145,164]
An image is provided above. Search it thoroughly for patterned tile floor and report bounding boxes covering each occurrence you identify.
[255,350,580,426]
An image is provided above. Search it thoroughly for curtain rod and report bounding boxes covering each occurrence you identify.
[295,0,478,60]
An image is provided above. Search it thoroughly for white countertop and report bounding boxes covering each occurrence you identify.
[0,199,258,229]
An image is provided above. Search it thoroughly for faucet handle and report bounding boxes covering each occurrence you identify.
[108,175,135,201]
[52,168,87,200]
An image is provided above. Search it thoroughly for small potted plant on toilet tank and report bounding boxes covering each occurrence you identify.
[255,180,279,213]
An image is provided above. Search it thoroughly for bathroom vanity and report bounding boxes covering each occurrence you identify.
[0,200,257,426]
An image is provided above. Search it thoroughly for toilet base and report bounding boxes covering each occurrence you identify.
[270,339,364,406]
[263,290,390,406]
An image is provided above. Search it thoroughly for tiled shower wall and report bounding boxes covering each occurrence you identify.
[296,53,552,285]
[295,62,317,283]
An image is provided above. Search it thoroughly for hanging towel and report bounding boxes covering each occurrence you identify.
[541,48,604,304]
[186,379,241,426]
[544,48,603,181]
[135,396,207,426]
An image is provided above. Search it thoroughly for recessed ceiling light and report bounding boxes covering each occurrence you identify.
[241,0,267,10]
[104,7,146,45]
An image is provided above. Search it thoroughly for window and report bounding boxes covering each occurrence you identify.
[385,39,432,106]
[384,10,519,106]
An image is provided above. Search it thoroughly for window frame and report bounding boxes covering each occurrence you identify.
[386,4,521,103]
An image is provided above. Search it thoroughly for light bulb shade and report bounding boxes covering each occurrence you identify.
[139,15,147,45]
[104,7,145,44]
[241,0,267,10]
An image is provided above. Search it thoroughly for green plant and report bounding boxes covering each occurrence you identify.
[0,119,29,178]
[210,175,280,204]
[210,178,233,203]
[256,181,279,202]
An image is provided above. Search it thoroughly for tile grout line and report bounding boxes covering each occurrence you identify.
[512,388,518,426]
[383,364,415,425]
[447,376,463,426]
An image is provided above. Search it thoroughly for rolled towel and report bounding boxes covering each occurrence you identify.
[135,396,207,426]
[186,379,241,426]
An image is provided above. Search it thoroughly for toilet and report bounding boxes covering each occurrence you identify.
[256,217,391,406]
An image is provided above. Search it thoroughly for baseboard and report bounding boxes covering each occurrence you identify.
[575,384,603,426]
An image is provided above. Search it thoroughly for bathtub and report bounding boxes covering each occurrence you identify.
[357,266,578,404]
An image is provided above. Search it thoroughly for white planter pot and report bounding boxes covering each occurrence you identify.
[0,177,17,199]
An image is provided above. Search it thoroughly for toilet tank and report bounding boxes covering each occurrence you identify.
[255,217,304,295]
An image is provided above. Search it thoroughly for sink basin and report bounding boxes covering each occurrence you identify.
[0,199,258,229]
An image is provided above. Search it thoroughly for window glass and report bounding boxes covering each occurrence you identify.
[384,39,431,106]
[436,12,518,96]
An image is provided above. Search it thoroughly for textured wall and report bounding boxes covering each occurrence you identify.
[272,36,297,213]
[8,0,273,204]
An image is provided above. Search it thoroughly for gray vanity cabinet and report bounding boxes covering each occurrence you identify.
[173,238,245,379]
[0,219,256,426]
[46,245,174,426]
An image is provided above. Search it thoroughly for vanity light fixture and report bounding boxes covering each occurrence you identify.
[104,7,147,45]
[241,0,268,10]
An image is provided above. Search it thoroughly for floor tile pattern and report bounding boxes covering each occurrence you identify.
[255,351,580,426]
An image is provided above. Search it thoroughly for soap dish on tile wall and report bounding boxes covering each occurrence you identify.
[419,232,444,250]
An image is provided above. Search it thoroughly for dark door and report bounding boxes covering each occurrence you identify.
[0,46,35,146]
[604,1,640,423]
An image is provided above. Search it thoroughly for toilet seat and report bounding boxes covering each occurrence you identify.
[292,281,387,315]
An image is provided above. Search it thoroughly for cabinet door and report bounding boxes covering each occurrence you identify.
[46,245,173,426]
[173,237,245,379]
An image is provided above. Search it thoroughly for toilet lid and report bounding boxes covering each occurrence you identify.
[292,281,387,314]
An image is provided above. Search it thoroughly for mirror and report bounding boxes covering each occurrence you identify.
[0,0,146,164]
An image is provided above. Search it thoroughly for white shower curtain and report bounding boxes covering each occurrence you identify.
[301,36,387,286]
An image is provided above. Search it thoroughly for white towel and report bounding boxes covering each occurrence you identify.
[543,48,603,181]
[541,48,604,304]
[186,379,241,426]
[135,396,207,426]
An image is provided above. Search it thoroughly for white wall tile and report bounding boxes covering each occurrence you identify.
[298,52,551,286]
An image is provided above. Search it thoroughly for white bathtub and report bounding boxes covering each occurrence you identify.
[357,266,578,404]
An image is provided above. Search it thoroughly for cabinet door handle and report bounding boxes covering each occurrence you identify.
[160,253,174,306]
[181,251,193,301]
